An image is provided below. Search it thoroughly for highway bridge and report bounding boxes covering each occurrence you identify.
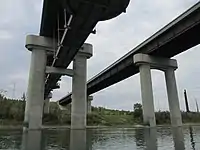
[59,2,200,106]
[24,0,200,130]
[24,0,130,130]
[40,0,130,98]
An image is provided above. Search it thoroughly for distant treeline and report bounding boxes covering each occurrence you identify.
[0,94,200,126]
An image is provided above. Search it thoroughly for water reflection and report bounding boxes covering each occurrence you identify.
[144,128,157,150]
[21,130,44,150]
[70,129,87,150]
[15,126,200,150]
[171,127,185,150]
[189,126,196,150]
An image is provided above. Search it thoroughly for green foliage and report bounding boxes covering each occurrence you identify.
[0,94,25,124]
[133,103,143,123]
[1,96,200,127]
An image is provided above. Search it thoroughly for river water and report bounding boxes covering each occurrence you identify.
[0,126,200,150]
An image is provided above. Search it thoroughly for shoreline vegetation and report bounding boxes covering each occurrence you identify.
[1,94,200,129]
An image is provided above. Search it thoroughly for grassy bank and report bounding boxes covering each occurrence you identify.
[1,95,200,127]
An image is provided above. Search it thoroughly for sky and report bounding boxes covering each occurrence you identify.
[0,0,200,111]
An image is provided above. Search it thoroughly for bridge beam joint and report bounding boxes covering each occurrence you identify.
[46,66,74,77]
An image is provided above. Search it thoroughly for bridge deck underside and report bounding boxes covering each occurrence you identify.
[59,2,200,105]
[40,0,130,97]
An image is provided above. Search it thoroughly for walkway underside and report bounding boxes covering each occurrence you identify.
[59,2,200,106]
[40,0,130,97]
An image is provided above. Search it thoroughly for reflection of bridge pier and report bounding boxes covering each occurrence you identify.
[70,129,93,150]
[21,130,44,150]
[144,128,157,150]
[171,127,185,150]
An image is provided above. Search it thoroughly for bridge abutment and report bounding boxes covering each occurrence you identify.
[71,43,93,129]
[24,35,54,130]
[134,53,182,127]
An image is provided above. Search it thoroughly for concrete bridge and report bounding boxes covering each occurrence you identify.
[24,1,200,130]
[24,0,130,130]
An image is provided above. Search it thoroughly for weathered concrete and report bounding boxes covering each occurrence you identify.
[144,128,157,150]
[43,93,52,114]
[138,64,156,127]
[171,127,185,149]
[24,35,54,130]
[70,130,87,150]
[71,43,93,129]
[134,53,182,127]
[46,66,74,77]
[43,98,50,114]
[87,96,93,114]
[21,130,43,150]
[165,68,182,127]
[134,53,178,71]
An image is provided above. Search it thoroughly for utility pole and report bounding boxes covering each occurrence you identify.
[184,89,190,112]
[12,82,16,99]
[195,98,199,113]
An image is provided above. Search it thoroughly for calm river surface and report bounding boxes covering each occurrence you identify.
[0,126,200,150]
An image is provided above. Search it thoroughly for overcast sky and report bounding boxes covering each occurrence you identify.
[0,0,200,111]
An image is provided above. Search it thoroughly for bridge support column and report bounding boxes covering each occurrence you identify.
[24,35,53,130]
[43,93,52,114]
[138,64,156,127]
[71,43,93,129]
[134,53,182,127]
[87,96,93,114]
[165,68,182,127]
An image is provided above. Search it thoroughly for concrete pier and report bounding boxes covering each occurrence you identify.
[139,64,156,127]
[165,68,182,127]
[71,43,93,129]
[43,98,50,114]
[43,92,52,114]
[87,96,93,114]
[24,35,54,130]
[134,53,182,127]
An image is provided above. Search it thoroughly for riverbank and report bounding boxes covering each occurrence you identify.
[2,123,200,130]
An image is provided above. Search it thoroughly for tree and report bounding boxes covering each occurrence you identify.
[133,103,143,122]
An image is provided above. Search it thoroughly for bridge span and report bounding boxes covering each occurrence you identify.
[59,2,200,105]
[23,0,130,130]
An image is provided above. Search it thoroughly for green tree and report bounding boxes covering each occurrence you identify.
[133,103,143,122]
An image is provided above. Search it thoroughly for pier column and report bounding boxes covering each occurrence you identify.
[134,53,181,127]
[71,43,93,129]
[24,35,53,130]
[43,93,52,114]
[165,68,182,127]
[138,64,156,127]
[87,96,93,114]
